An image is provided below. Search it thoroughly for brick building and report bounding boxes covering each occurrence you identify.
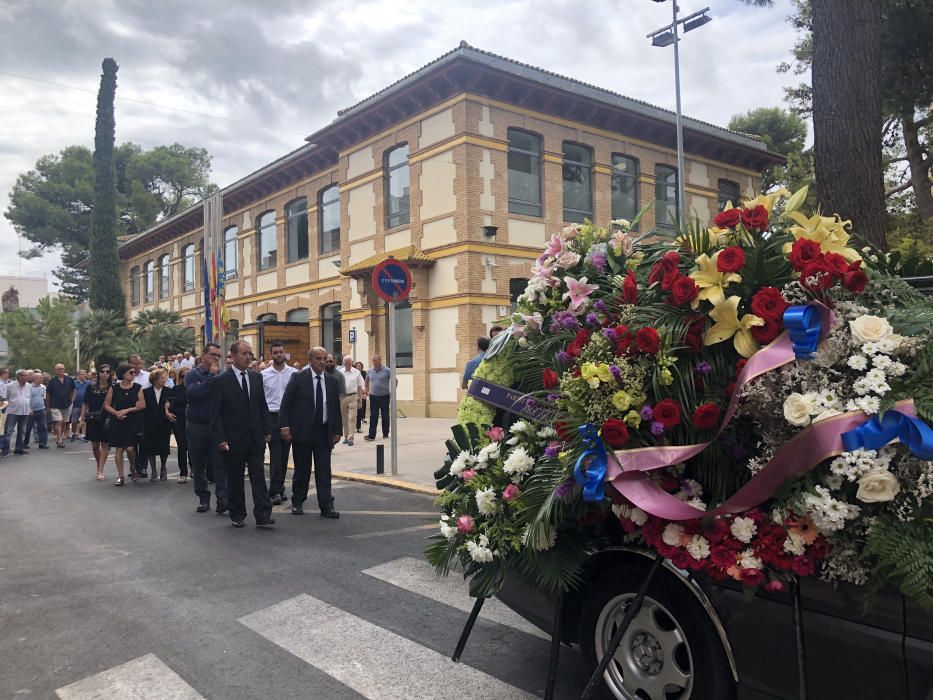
[118,43,781,418]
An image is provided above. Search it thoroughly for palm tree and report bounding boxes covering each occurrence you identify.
[77,308,134,369]
[130,308,183,336]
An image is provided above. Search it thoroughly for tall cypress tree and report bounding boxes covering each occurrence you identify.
[88,57,126,313]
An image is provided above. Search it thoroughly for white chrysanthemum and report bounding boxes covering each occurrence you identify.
[662,523,686,547]
[611,504,648,526]
[475,443,499,468]
[847,354,868,371]
[466,535,495,563]
[502,446,535,476]
[509,420,530,434]
[475,487,498,515]
[536,426,557,439]
[738,549,763,570]
[888,361,908,377]
[803,486,860,534]
[449,452,473,477]
[730,516,758,544]
[825,474,844,490]
[855,396,881,414]
[686,535,711,560]
[871,354,892,370]
[783,532,806,556]
[439,519,457,540]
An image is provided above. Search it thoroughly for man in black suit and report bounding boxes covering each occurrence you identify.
[279,346,342,518]
[210,340,275,529]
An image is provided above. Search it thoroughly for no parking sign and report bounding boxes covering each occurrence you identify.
[371,258,412,303]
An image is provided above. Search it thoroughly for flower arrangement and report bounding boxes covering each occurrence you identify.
[428,187,933,610]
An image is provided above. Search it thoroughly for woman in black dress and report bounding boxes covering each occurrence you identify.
[166,365,190,484]
[142,368,173,482]
[80,365,113,480]
[355,361,367,433]
[104,363,145,485]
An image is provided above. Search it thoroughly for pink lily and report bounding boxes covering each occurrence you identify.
[562,276,599,311]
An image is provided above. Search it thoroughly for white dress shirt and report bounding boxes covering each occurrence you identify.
[337,366,364,395]
[311,370,327,423]
[6,381,32,416]
[260,363,297,412]
[135,369,151,390]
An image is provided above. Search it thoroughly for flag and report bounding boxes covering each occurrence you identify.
[202,255,213,342]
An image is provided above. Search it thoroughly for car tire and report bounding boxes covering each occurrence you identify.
[578,562,736,700]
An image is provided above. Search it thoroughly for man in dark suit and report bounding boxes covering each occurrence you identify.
[279,346,342,518]
[210,341,275,529]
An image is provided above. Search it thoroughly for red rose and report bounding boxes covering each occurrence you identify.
[800,260,834,292]
[692,403,721,430]
[600,418,630,448]
[670,275,700,306]
[750,287,789,321]
[822,252,849,277]
[714,208,742,229]
[789,239,823,272]
[542,368,559,389]
[683,316,706,354]
[614,325,633,354]
[843,268,868,294]
[623,270,638,304]
[649,251,682,290]
[740,205,770,232]
[554,421,575,442]
[653,399,682,428]
[635,327,661,354]
[717,246,746,273]
[566,329,591,357]
[750,318,781,344]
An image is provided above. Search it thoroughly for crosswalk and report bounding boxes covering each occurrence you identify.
[53,556,553,699]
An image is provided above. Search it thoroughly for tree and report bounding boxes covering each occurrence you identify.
[88,58,126,313]
[129,308,195,362]
[76,308,135,370]
[0,297,76,372]
[728,107,811,195]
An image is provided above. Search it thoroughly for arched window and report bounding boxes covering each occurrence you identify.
[224,226,238,279]
[384,144,410,228]
[143,260,154,303]
[562,142,593,223]
[182,244,196,292]
[287,308,309,323]
[319,185,340,254]
[158,254,170,299]
[321,303,342,358]
[257,211,277,271]
[611,155,639,226]
[286,198,308,263]
[130,266,140,306]
[507,129,542,216]
[257,313,278,322]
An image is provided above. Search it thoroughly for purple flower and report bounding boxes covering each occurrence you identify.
[585,312,600,326]
[694,361,712,375]
[546,393,560,402]
[650,421,665,436]
[523,397,536,409]
[640,405,654,421]
[601,328,616,342]
[544,444,560,460]
[589,251,608,273]
[556,351,573,365]
[552,310,580,331]
[609,364,623,383]
[554,478,575,500]
[593,299,607,313]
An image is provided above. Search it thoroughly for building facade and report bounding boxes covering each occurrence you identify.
[118,43,781,418]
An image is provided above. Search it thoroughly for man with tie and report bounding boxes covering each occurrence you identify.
[210,341,275,529]
[279,346,342,519]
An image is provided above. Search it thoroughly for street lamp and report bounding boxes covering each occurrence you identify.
[647,2,712,227]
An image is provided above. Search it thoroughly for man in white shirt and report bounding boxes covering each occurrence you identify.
[336,355,364,447]
[261,342,298,505]
[2,369,33,456]
[179,352,195,370]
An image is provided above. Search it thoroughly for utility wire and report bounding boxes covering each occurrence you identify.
[0,69,306,137]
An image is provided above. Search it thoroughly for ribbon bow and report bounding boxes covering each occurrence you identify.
[783,305,822,360]
[841,409,933,461]
[574,424,608,502]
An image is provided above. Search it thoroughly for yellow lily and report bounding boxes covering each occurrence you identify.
[689,251,742,308]
[703,296,765,358]
[782,211,862,263]
[743,187,791,214]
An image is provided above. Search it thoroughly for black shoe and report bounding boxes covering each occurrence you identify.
[38,445,49,449]
[364,435,375,441]
[13,450,26,455]
[215,504,228,514]
[196,503,210,513]
[271,494,282,506]
[291,504,304,515]
[231,520,245,528]
[256,518,276,528]
[281,494,289,502]
[320,509,340,519]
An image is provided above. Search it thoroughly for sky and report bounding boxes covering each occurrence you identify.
[0,0,805,288]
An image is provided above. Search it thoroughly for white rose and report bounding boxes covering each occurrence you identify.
[783,393,813,427]
[849,315,894,345]
[855,468,901,503]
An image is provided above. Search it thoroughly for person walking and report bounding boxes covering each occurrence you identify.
[104,364,145,485]
[2,370,33,456]
[166,366,189,484]
[46,364,75,448]
[81,365,112,480]
[0,367,9,455]
[336,355,363,446]
[26,371,49,450]
[461,336,490,389]
[364,354,393,442]
[70,369,90,441]
[279,347,342,519]
[261,342,297,505]
[142,369,173,482]
[354,361,367,433]
[128,355,151,477]
[185,343,228,513]
[210,341,274,529]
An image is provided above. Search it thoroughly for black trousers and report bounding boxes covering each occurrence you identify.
[172,419,188,477]
[223,446,272,523]
[356,398,367,430]
[367,394,390,438]
[267,412,290,498]
[291,433,334,511]
[187,420,227,506]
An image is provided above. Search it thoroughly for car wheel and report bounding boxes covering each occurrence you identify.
[578,563,735,700]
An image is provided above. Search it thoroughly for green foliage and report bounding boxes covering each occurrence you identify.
[863,514,933,612]
[76,309,131,369]
[728,107,813,197]
[127,309,195,362]
[0,296,77,372]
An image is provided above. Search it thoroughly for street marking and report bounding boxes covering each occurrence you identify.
[56,653,203,699]
[363,557,549,640]
[346,523,438,539]
[239,594,534,699]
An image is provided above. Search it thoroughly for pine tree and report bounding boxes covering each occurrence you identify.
[88,58,126,314]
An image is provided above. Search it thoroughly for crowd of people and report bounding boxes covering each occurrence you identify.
[0,344,394,528]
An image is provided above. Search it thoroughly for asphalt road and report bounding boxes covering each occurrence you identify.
[0,441,588,699]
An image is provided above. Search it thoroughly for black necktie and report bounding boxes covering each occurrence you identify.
[314,374,324,426]
[240,371,249,402]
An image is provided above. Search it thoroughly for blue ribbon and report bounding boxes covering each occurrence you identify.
[841,410,933,460]
[783,305,822,360]
[573,424,608,502]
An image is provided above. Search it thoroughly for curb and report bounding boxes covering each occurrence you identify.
[331,470,438,496]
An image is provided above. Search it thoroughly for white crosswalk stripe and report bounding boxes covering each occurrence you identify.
[55,653,203,699]
[362,556,550,640]
[239,593,535,700]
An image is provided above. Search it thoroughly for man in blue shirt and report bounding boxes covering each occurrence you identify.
[363,354,395,441]
[27,371,49,449]
[46,364,75,448]
[461,336,490,389]
[69,369,90,441]
[185,343,228,513]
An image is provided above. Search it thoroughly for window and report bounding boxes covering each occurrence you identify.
[224,226,238,279]
[319,185,340,254]
[321,303,342,358]
[257,211,277,271]
[611,155,639,225]
[718,179,740,212]
[562,142,593,223]
[393,300,413,368]
[507,129,542,216]
[130,266,140,306]
[158,254,169,299]
[509,278,528,313]
[257,313,278,322]
[143,261,154,303]
[227,319,240,343]
[182,244,196,292]
[286,198,308,263]
[287,308,309,323]
[655,165,679,230]
[384,144,410,228]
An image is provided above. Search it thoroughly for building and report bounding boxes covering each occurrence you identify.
[0,275,51,365]
[117,43,781,418]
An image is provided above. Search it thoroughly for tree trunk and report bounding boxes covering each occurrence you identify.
[901,113,933,222]
[811,0,887,249]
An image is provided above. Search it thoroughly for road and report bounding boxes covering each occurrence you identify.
[0,442,588,699]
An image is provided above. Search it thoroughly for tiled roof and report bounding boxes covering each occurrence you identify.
[339,245,435,276]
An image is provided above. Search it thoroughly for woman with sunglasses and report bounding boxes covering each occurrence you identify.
[80,364,114,480]
[104,363,145,485]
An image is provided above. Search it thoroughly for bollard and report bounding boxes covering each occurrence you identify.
[376,444,384,474]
